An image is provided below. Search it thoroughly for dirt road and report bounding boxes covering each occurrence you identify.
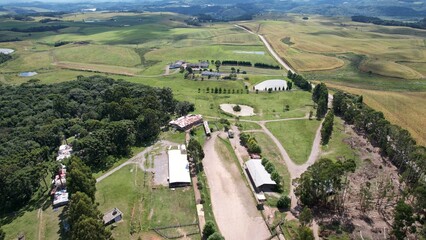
[203,132,270,240]
[96,140,174,183]
[235,24,295,74]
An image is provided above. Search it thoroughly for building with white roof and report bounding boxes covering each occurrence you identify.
[56,144,72,161]
[169,114,203,131]
[168,145,191,187]
[245,159,276,192]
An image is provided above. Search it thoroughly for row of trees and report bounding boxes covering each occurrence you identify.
[254,63,281,69]
[66,157,112,239]
[312,82,328,119]
[8,25,68,32]
[240,133,262,154]
[221,60,252,66]
[0,76,184,213]
[261,158,283,192]
[332,91,426,238]
[0,53,11,64]
[204,87,247,94]
[287,71,312,91]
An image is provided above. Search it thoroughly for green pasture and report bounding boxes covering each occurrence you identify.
[266,119,321,165]
[96,164,197,239]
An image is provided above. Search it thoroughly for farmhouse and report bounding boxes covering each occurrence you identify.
[169,114,203,131]
[51,164,69,207]
[56,144,72,161]
[168,145,191,187]
[103,208,123,226]
[169,60,184,69]
[245,159,276,192]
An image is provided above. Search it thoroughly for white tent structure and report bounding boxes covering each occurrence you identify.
[245,159,276,191]
[168,145,191,187]
[254,79,287,91]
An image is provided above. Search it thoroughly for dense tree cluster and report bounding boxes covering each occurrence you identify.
[0,75,183,213]
[320,111,334,145]
[287,70,312,91]
[312,83,328,119]
[352,16,426,30]
[333,91,426,236]
[240,133,261,154]
[8,25,68,32]
[0,53,12,64]
[295,158,356,208]
[66,157,110,239]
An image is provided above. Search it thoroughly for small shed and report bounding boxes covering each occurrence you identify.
[103,208,123,226]
[245,159,276,192]
[203,121,211,136]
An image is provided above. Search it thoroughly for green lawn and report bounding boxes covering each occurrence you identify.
[251,132,291,195]
[266,119,321,165]
[96,164,198,239]
[92,146,145,179]
[321,117,360,163]
[237,121,262,131]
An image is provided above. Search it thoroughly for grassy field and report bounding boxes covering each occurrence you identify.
[1,179,60,240]
[266,119,321,165]
[96,164,198,239]
[241,15,426,82]
[321,117,360,163]
[250,132,291,195]
[240,14,425,146]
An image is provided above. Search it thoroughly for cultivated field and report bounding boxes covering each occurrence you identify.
[240,14,426,145]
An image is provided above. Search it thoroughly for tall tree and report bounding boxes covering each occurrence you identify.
[67,157,96,200]
[68,192,111,240]
[203,221,216,239]
[321,111,334,145]
[187,138,205,172]
[392,201,415,240]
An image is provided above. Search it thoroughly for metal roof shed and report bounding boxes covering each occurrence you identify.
[168,145,191,187]
[245,159,276,189]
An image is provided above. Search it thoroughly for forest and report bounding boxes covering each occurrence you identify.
[351,15,426,30]
[0,75,186,214]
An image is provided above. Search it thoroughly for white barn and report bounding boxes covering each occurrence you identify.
[168,145,191,187]
[245,159,276,192]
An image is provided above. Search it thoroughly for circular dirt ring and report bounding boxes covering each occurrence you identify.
[220,104,255,117]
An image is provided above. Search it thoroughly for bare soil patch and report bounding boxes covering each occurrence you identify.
[318,124,400,240]
[220,104,255,117]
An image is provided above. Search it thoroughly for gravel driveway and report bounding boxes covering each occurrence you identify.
[203,133,270,240]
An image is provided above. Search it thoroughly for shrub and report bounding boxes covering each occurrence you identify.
[233,105,241,112]
[203,221,216,239]
[261,158,269,165]
[277,195,291,209]
[265,162,275,173]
